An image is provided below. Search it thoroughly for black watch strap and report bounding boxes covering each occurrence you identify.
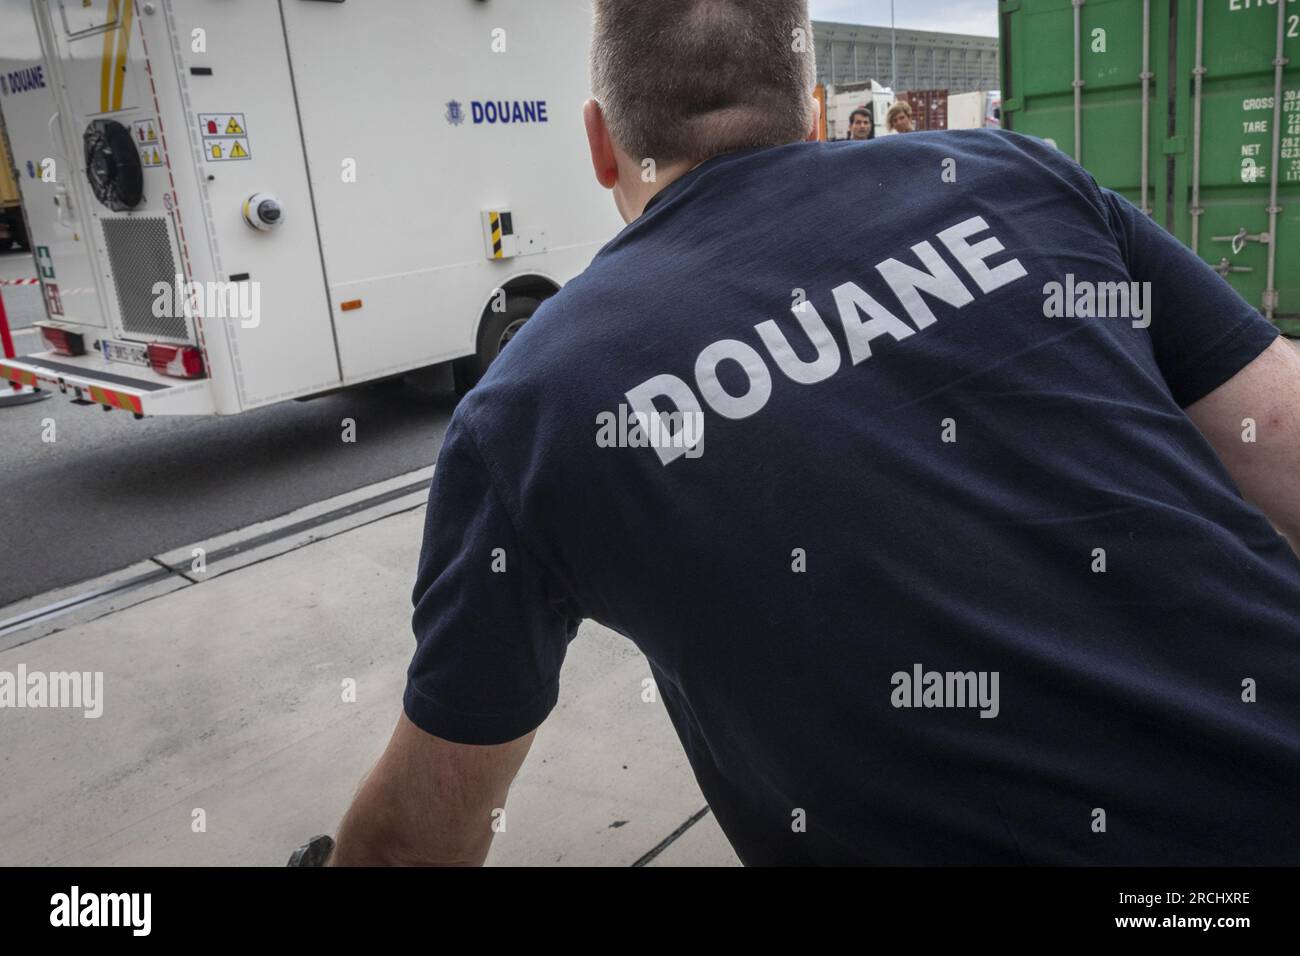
[287,835,335,867]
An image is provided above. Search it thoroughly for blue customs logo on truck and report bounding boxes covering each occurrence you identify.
[446,98,549,127]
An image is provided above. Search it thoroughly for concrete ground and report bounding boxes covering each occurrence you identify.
[0,487,741,867]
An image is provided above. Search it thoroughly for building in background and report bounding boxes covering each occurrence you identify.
[812,20,999,94]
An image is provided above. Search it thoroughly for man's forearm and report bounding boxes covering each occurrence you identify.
[328,713,535,867]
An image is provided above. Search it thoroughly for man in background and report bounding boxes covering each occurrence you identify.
[848,106,874,140]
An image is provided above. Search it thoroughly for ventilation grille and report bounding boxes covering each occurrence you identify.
[101,217,188,340]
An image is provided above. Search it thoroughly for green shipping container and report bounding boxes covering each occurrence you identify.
[1000,0,1300,335]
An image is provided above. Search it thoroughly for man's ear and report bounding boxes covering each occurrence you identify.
[583,99,620,190]
[805,94,822,142]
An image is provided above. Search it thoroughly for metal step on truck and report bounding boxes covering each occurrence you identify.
[0,0,623,416]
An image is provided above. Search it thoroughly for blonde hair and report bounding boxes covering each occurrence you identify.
[886,101,913,124]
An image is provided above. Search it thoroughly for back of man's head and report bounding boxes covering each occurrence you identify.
[591,0,816,166]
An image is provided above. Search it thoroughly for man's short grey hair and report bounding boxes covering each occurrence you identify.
[591,0,817,165]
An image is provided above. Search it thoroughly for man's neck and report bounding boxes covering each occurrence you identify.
[616,156,703,222]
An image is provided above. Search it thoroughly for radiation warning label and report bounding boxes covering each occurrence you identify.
[198,112,252,162]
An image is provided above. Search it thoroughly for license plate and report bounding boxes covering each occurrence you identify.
[100,338,149,367]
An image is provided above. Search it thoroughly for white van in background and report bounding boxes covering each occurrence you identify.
[947,90,1002,130]
[0,0,622,417]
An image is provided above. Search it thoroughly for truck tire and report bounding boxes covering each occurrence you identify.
[454,295,540,395]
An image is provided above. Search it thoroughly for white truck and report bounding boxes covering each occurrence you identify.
[0,0,623,416]
[947,90,1002,131]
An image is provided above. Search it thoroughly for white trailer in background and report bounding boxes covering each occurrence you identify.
[0,0,622,417]
[824,80,894,140]
[947,90,1002,130]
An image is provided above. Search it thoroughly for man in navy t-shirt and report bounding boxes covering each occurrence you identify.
[330,0,1300,865]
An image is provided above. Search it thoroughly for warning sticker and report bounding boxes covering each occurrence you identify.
[198,112,252,161]
[132,118,159,145]
[207,139,250,162]
[45,283,63,316]
[132,119,163,167]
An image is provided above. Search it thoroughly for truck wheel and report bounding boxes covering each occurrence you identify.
[454,295,540,395]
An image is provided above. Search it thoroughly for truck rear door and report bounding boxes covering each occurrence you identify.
[0,0,111,333]
[31,0,197,348]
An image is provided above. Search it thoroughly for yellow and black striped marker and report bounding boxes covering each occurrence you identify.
[489,211,504,259]
[482,209,515,259]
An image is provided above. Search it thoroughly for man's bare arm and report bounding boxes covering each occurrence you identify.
[1186,337,1300,549]
[330,712,536,866]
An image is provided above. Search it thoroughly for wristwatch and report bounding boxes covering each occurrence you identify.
[286,834,335,867]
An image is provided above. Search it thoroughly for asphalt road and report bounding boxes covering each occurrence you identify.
[0,248,455,607]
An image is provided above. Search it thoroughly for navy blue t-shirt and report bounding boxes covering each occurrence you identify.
[405,130,1300,865]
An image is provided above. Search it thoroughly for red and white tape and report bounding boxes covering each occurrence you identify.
[0,279,93,295]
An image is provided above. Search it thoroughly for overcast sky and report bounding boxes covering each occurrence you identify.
[808,0,997,37]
